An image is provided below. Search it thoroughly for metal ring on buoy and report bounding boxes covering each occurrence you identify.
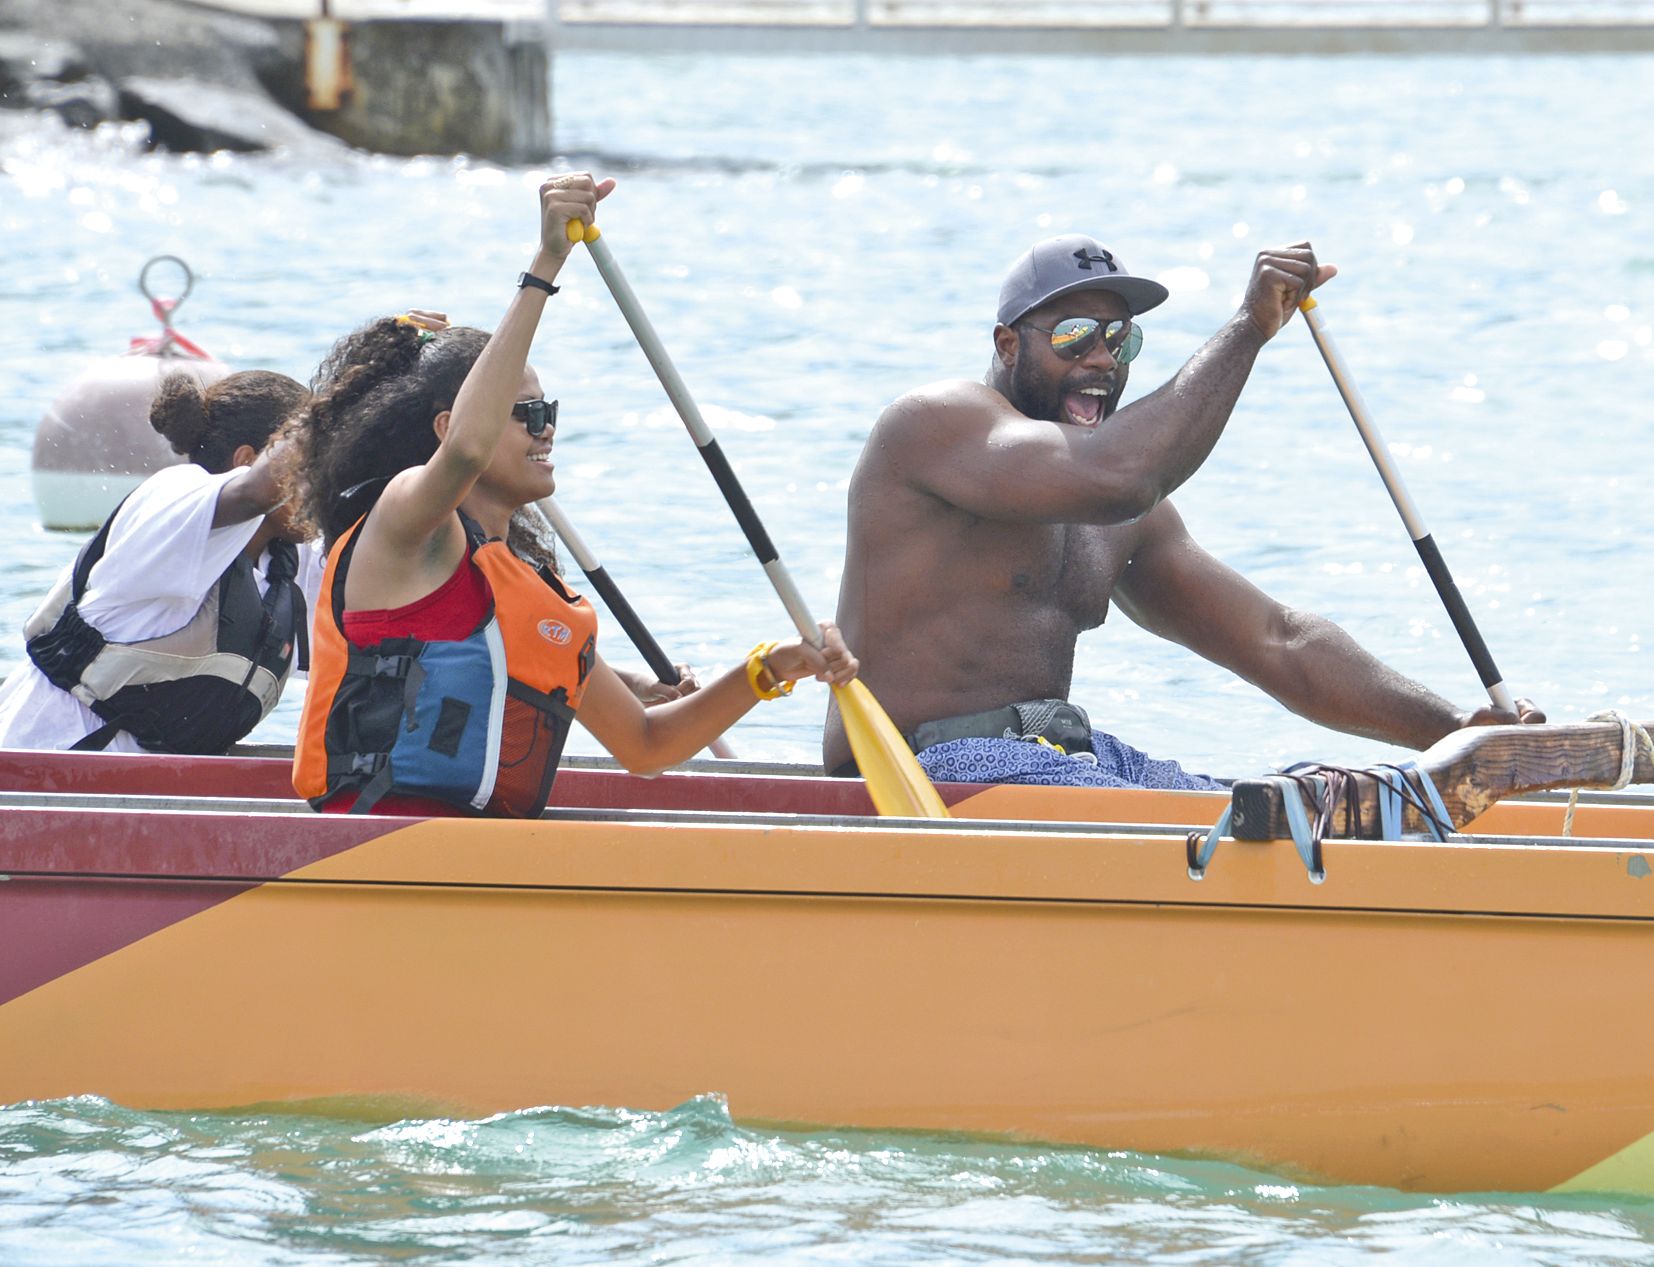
[138,255,195,317]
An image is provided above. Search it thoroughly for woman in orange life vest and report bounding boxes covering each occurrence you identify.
[290,173,858,817]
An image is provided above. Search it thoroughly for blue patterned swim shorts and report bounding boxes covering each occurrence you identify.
[915,729,1222,790]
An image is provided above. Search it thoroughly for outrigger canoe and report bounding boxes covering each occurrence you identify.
[2,721,1652,1197]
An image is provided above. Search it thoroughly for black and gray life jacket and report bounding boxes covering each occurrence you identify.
[23,497,306,753]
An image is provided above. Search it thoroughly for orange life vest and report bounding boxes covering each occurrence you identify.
[294,511,597,817]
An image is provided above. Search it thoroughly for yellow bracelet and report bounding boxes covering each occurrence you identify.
[745,640,794,701]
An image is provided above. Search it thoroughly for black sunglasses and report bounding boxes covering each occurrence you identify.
[1022,317,1143,365]
[511,398,558,438]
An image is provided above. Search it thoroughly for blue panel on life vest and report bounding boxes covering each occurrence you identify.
[382,632,502,809]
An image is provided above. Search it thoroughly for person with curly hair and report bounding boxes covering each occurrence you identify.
[0,368,311,753]
[291,173,858,817]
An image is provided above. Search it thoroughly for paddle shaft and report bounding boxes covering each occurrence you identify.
[581,233,822,647]
[536,497,736,759]
[569,220,947,818]
[1299,298,1516,715]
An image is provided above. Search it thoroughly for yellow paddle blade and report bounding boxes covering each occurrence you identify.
[834,679,950,819]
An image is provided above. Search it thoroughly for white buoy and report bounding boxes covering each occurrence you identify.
[31,256,232,531]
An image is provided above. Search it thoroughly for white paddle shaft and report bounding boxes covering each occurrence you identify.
[1300,299,1516,715]
[584,232,822,648]
[1301,302,1431,541]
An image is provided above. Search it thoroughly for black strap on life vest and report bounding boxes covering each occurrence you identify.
[25,495,131,694]
[232,538,302,696]
[78,543,303,753]
[28,492,304,753]
[70,720,123,752]
[319,642,431,815]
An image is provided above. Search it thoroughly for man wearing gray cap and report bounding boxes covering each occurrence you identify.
[823,235,1538,786]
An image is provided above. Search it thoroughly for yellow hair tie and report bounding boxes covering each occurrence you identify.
[394,314,437,345]
[745,641,793,701]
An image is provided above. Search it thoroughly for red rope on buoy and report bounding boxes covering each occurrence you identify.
[129,256,213,360]
[128,297,211,360]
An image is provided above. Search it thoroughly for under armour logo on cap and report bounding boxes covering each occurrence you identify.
[997,234,1170,327]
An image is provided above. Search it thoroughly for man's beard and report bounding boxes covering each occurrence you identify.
[1008,353,1063,424]
[1006,332,1122,425]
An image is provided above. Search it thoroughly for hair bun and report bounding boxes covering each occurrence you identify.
[149,371,212,456]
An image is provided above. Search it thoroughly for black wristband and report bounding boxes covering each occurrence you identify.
[517,271,560,296]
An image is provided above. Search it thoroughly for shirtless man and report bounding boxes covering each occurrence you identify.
[824,235,1540,786]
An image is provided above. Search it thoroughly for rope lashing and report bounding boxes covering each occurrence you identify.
[1186,760,1454,883]
[1561,709,1654,837]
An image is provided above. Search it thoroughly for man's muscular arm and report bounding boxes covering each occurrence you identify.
[1113,503,1541,749]
[885,244,1335,526]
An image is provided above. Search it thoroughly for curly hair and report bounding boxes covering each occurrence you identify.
[288,318,559,574]
[150,369,307,474]
[506,506,561,576]
[289,319,491,547]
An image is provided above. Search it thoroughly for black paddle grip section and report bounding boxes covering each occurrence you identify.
[1411,533,1503,691]
[583,565,679,685]
[698,440,778,565]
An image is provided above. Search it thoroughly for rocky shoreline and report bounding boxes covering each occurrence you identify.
[0,0,549,159]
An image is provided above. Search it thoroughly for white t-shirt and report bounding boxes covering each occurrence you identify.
[0,464,280,753]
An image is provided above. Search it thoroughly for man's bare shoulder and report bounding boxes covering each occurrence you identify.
[876,378,1007,435]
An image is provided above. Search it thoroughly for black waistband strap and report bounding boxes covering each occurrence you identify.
[904,705,1024,753]
[831,700,1095,779]
[904,699,1092,754]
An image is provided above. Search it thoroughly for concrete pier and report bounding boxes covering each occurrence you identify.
[185,0,1654,55]
[255,15,551,160]
[175,0,551,158]
[539,0,1654,53]
[1,0,551,160]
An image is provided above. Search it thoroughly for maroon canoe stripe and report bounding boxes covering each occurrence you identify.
[0,751,986,816]
[0,750,297,798]
[0,809,407,1009]
[547,769,982,815]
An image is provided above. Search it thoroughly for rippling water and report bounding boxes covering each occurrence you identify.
[3,49,1654,1262]
[4,1095,1653,1266]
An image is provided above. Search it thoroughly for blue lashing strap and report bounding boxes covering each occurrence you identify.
[1370,761,1454,842]
[1185,803,1232,879]
[1185,773,1323,884]
[1275,773,1327,882]
[1187,762,1455,883]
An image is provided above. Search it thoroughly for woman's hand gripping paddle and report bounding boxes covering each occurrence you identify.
[1299,296,1516,714]
[565,219,948,817]
[537,495,735,760]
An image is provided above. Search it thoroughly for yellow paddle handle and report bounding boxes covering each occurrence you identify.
[566,220,602,244]
[1299,296,1318,313]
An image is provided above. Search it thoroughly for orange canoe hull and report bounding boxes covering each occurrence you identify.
[2,752,1651,1196]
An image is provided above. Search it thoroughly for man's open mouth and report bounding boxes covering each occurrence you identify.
[1061,387,1111,428]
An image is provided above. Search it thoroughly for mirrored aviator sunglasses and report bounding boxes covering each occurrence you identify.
[1033,317,1144,365]
[511,397,558,438]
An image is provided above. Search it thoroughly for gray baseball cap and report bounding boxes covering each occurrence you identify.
[997,234,1169,327]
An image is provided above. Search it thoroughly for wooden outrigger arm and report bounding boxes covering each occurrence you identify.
[1229,718,1654,841]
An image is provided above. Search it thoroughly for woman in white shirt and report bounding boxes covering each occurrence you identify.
[0,369,310,753]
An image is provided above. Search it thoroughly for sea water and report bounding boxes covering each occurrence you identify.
[2,50,1652,1262]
